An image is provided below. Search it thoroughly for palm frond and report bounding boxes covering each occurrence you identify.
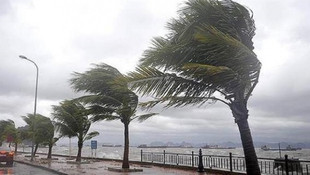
[75,95,122,109]
[83,131,99,141]
[128,66,214,98]
[140,95,227,110]
[133,113,158,123]
[91,114,121,122]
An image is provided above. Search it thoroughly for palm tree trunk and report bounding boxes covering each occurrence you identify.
[122,122,130,169]
[14,142,18,154]
[47,144,52,159]
[231,99,261,175]
[76,139,83,162]
[237,119,261,175]
[34,143,39,156]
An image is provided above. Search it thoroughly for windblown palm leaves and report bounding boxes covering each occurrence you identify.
[21,114,55,155]
[128,0,260,108]
[52,100,99,162]
[52,100,99,141]
[0,120,16,144]
[70,63,156,124]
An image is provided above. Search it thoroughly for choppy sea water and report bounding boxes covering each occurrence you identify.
[20,146,310,161]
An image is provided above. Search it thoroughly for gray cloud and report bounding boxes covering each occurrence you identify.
[1,0,310,145]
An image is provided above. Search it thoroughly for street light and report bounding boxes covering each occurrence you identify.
[19,55,39,162]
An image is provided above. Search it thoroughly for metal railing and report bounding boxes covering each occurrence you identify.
[140,149,310,175]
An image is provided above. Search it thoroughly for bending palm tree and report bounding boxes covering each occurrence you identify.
[70,63,157,169]
[22,114,54,156]
[52,100,99,162]
[42,123,59,159]
[127,0,261,174]
[0,120,18,150]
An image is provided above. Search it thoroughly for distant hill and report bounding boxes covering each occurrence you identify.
[254,142,310,149]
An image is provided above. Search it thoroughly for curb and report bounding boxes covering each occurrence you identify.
[14,160,68,175]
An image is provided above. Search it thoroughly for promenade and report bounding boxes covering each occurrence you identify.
[14,153,225,175]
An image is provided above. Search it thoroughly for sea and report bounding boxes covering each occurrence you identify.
[19,146,310,161]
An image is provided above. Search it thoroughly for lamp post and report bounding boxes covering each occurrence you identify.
[19,55,39,162]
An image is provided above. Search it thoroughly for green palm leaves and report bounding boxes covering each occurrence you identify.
[22,114,54,145]
[52,100,99,162]
[52,100,99,141]
[70,63,156,124]
[128,0,261,108]
[0,120,16,143]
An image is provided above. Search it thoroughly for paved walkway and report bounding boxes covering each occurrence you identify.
[1,162,59,175]
[14,154,223,175]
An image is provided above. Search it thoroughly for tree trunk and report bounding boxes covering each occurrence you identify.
[14,142,18,154]
[76,139,83,162]
[231,100,261,175]
[47,144,52,159]
[34,143,39,156]
[122,122,130,169]
[237,119,261,175]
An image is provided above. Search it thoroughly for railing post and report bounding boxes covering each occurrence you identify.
[140,149,143,162]
[192,151,194,167]
[229,152,233,172]
[285,155,289,175]
[163,150,166,164]
[151,152,154,163]
[197,149,205,173]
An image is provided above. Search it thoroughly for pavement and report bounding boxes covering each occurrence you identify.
[14,153,224,175]
[1,162,59,175]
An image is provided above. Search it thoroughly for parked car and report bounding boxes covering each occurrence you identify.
[0,144,14,166]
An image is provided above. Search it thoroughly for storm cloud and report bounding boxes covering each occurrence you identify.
[1,0,310,145]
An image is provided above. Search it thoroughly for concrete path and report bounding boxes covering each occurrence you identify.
[0,162,59,175]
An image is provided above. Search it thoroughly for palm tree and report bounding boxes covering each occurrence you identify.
[22,114,54,156]
[39,121,59,159]
[127,0,261,174]
[70,63,157,169]
[52,100,99,162]
[46,137,59,159]
[0,120,18,150]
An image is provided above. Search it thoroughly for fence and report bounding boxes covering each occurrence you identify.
[140,149,310,175]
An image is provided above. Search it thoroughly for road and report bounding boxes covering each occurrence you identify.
[0,162,59,175]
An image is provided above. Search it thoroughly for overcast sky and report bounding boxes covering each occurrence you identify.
[1,0,310,145]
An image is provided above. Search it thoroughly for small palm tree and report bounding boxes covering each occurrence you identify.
[52,100,99,162]
[39,122,59,159]
[22,114,54,156]
[70,63,157,169]
[0,120,18,151]
[127,0,261,174]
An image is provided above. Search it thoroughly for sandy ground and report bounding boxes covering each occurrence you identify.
[14,153,222,175]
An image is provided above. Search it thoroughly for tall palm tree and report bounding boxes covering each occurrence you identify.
[70,63,157,169]
[127,0,261,174]
[52,100,99,162]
